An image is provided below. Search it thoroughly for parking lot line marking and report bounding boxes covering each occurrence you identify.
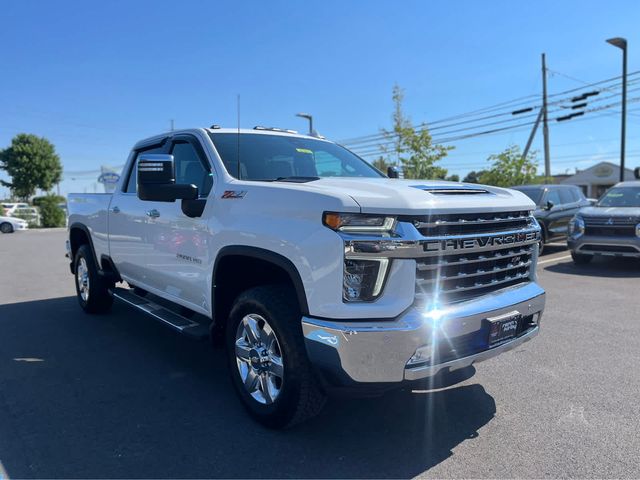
[537,254,572,266]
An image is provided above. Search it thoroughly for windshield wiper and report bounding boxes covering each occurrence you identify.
[273,176,320,183]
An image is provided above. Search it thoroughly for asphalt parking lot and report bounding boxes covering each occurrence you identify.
[0,230,639,478]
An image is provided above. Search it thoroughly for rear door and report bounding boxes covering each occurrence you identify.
[142,134,214,311]
[109,142,168,286]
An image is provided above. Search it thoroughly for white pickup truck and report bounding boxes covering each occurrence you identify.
[67,126,545,428]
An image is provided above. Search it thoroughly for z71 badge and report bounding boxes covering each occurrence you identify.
[221,190,247,199]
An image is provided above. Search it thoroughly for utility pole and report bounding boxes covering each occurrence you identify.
[170,119,174,132]
[542,53,551,179]
[606,37,628,181]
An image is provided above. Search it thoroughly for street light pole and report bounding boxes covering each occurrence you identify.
[606,37,628,182]
[296,113,313,136]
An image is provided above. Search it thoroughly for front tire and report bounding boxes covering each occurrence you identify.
[74,244,114,313]
[0,222,14,234]
[226,285,326,429]
[571,251,592,265]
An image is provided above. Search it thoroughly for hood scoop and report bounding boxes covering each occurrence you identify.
[411,185,492,195]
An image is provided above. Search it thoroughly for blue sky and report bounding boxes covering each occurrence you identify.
[1,0,639,196]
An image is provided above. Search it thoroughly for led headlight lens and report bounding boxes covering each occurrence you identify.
[568,215,585,237]
[343,258,389,302]
[323,212,396,233]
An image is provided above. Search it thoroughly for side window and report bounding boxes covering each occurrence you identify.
[571,187,585,202]
[558,187,574,205]
[171,141,213,196]
[545,189,561,206]
[124,146,164,193]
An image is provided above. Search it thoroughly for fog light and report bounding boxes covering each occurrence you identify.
[343,258,389,302]
[408,345,432,366]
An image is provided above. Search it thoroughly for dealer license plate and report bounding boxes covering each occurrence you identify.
[487,311,521,346]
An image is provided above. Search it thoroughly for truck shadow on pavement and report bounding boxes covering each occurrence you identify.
[544,257,640,278]
[0,296,496,479]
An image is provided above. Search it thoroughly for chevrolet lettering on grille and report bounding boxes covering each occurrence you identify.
[423,231,540,253]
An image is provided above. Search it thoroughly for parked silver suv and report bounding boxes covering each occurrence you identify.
[568,181,640,264]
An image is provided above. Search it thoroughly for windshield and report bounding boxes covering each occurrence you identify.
[513,187,543,205]
[209,133,384,180]
[597,186,640,207]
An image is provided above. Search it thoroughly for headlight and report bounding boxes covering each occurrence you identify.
[568,215,585,237]
[343,258,389,302]
[323,212,396,233]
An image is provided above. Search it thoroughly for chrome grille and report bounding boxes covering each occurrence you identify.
[405,210,532,236]
[410,211,538,304]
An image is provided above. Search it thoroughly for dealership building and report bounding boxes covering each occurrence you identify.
[560,161,636,198]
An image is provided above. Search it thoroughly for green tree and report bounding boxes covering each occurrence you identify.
[445,174,460,182]
[380,85,452,179]
[0,134,62,200]
[462,170,486,184]
[36,194,66,227]
[372,157,390,174]
[479,145,538,187]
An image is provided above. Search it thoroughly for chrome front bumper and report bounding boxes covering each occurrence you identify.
[302,282,545,385]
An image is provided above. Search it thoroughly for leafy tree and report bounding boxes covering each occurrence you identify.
[462,170,486,184]
[372,157,390,174]
[0,134,62,200]
[479,145,538,187]
[445,174,460,182]
[380,85,452,180]
[37,194,66,227]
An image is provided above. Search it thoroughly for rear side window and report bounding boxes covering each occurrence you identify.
[558,187,574,205]
[124,146,165,193]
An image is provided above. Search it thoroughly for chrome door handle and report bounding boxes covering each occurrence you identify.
[146,209,160,218]
[110,206,120,213]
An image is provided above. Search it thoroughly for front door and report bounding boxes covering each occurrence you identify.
[142,134,215,312]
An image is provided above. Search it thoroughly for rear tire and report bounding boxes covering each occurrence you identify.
[225,285,326,429]
[0,222,13,234]
[74,244,114,313]
[571,251,592,265]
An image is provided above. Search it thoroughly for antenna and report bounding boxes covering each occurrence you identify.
[237,94,241,179]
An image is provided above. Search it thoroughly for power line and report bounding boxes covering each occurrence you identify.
[339,71,640,148]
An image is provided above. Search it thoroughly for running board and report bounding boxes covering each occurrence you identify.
[112,288,210,339]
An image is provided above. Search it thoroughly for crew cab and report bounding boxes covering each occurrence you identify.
[67,127,546,428]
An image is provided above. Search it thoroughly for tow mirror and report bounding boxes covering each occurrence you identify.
[387,166,400,178]
[137,154,197,202]
[545,200,554,211]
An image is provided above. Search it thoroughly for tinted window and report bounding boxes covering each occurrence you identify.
[125,146,165,193]
[569,187,585,202]
[171,141,213,196]
[558,187,574,205]
[545,189,561,206]
[209,133,383,180]
[514,188,543,205]
[597,187,640,207]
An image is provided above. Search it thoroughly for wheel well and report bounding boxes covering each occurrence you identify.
[69,227,91,259]
[213,253,307,328]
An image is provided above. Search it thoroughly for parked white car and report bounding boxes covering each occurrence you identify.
[1,202,29,216]
[0,215,29,233]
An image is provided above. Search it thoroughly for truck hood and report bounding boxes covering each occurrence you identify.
[298,177,535,214]
[579,206,640,219]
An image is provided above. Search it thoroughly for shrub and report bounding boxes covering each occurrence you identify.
[37,195,66,227]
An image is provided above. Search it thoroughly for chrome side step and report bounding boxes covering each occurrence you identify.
[112,287,210,339]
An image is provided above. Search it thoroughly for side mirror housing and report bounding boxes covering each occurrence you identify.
[137,154,198,202]
[387,166,400,178]
[545,200,554,211]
